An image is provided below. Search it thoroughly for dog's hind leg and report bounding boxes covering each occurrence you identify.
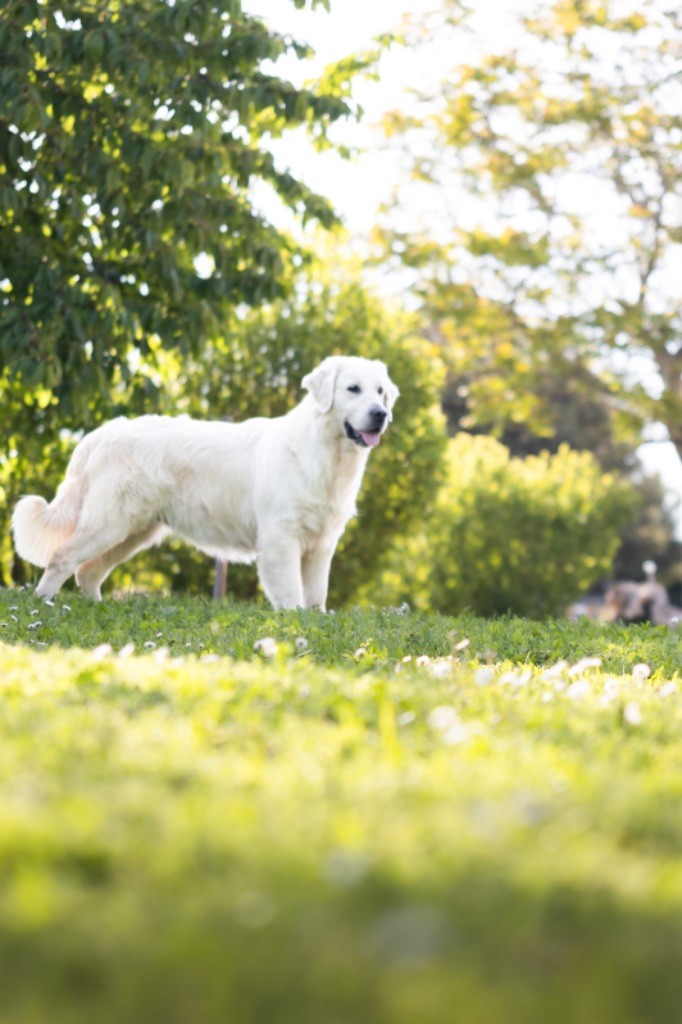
[75,523,166,600]
[35,521,138,600]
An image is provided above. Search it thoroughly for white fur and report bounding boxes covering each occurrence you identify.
[12,355,399,610]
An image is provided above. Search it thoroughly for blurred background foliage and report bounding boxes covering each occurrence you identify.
[367,435,635,617]
[1,0,681,615]
[377,0,681,456]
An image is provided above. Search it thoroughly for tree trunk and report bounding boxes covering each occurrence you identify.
[213,559,228,600]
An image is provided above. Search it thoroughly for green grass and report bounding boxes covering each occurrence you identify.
[1,587,680,674]
[0,587,681,1023]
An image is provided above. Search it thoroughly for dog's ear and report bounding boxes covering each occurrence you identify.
[385,375,400,413]
[302,357,340,413]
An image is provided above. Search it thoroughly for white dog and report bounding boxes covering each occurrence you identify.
[12,356,398,610]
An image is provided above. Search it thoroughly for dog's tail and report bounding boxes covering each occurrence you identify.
[12,476,83,568]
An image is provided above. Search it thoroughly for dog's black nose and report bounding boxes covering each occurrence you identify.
[369,406,388,429]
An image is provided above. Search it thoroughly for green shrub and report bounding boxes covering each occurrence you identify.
[374,434,635,617]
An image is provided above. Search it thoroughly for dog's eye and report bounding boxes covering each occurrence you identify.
[347,385,361,394]
[377,387,384,395]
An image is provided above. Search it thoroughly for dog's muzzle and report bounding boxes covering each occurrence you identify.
[345,406,387,449]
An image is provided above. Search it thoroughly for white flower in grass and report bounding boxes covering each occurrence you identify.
[416,655,431,667]
[118,643,135,659]
[428,659,453,679]
[62,604,71,611]
[542,660,568,681]
[27,621,43,630]
[568,657,602,677]
[428,705,469,744]
[254,637,278,658]
[144,640,157,650]
[658,682,677,698]
[428,706,458,731]
[452,638,470,652]
[632,663,651,682]
[200,653,220,664]
[599,677,620,706]
[30,609,40,616]
[624,702,643,726]
[92,643,113,660]
[566,679,590,701]
[295,636,309,652]
[397,711,415,726]
[604,677,620,697]
[499,669,531,689]
[474,667,495,687]
[442,720,470,746]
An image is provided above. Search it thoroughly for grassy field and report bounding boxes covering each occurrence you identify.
[1,587,681,1023]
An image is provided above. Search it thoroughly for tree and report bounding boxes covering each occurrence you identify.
[377,0,682,458]
[0,0,353,420]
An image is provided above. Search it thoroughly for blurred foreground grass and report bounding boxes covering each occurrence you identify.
[1,588,681,1023]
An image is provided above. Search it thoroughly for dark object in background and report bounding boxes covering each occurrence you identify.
[601,563,681,627]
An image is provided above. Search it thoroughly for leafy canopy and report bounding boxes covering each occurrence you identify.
[0,0,351,417]
[377,0,682,455]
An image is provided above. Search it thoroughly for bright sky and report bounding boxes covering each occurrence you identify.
[245,0,682,534]
[247,0,530,233]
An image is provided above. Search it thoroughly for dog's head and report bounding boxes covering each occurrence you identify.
[302,356,399,449]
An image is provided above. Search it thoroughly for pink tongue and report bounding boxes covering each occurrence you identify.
[360,431,381,448]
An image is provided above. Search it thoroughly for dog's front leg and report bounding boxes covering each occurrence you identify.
[302,542,336,611]
[257,536,304,610]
